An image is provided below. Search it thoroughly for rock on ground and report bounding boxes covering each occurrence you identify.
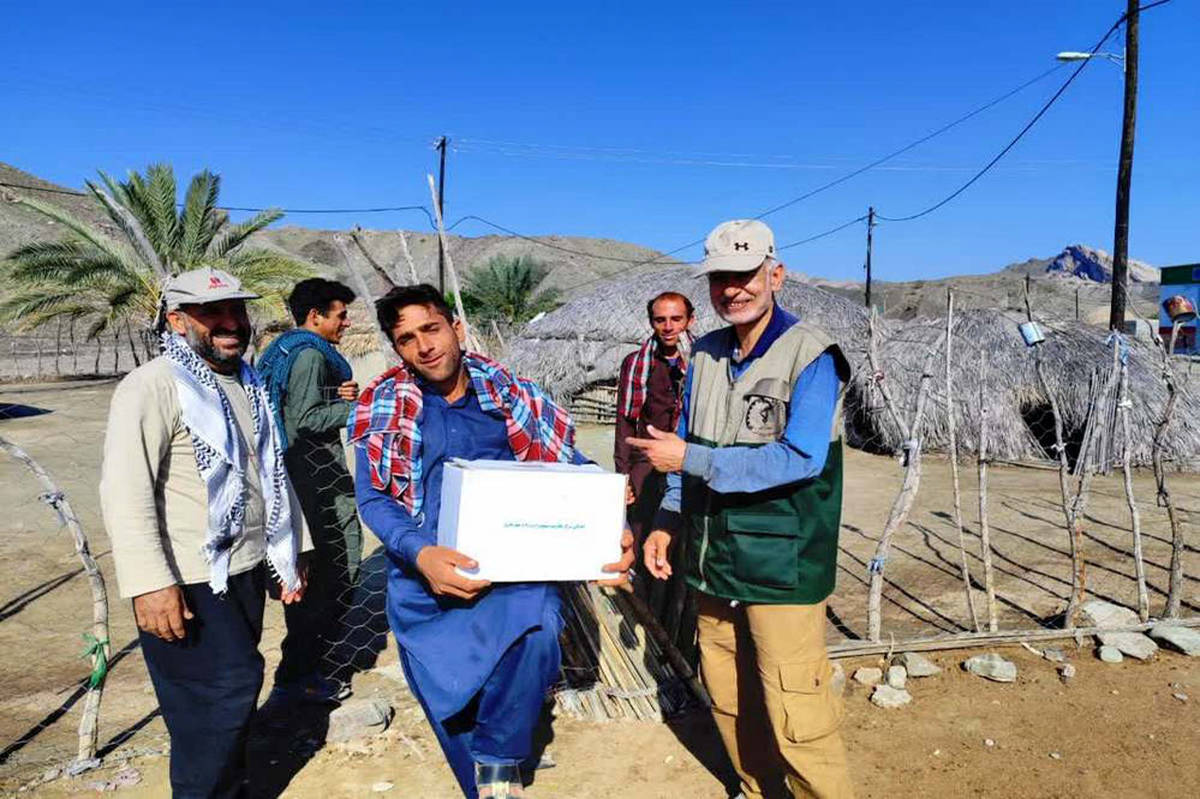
[830,661,846,695]
[894,652,941,677]
[853,667,882,686]
[1079,600,1158,659]
[1041,647,1067,663]
[1099,645,1124,663]
[886,665,907,690]
[1097,631,1158,661]
[870,685,912,708]
[327,699,395,743]
[962,653,1017,683]
[1149,624,1200,656]
[1080,599,1140,629]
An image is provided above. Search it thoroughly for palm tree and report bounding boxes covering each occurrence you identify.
[462,255,562,327]
[1,163,313,342]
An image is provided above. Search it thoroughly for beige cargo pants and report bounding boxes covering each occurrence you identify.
[697,594,854,799]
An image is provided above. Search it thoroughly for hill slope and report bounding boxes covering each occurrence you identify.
[0,163,676,301]
[0,163,1160,329]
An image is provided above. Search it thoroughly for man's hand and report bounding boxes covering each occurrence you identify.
[337,380,359,402]
[597,528,636,589]
[416,546,492,600]
[625,425,686,473]
[625,482,636,506]
[643,529,674,580]
[133,585,194,642]
[279,561,309,605]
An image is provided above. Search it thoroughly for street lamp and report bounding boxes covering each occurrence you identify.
[1056,51,1125,70]
[1056,0,1140,332]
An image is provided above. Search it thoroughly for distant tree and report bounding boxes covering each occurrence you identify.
[1,163,312,341]
[462,255,561,327]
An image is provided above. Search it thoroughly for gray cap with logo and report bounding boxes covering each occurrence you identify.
[162,268,260,310]
[696,219,777,276]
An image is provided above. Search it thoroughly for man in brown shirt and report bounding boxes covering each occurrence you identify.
[613,291,695,659]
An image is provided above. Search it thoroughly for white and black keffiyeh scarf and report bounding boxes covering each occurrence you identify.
[162,333,299,595]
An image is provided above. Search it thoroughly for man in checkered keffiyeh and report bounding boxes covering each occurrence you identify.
[613,291,695,658]
[350,284,633,799]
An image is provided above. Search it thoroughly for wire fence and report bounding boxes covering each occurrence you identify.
[0,324,153,383]
[1,292,1197,789]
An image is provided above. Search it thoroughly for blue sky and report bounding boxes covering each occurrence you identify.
[2,0,1197,282]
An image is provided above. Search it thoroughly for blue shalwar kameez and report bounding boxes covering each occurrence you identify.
[355,385,576,798]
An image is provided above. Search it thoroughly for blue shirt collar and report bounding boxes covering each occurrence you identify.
[733,303,799,364]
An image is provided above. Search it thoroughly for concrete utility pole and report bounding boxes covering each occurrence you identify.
[436,136,449,294]
[1110,0,1139,330]
[864,206,875,309]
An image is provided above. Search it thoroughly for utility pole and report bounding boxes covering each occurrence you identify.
[1109,0,1139,331]
[436,136,449,294]
[864,206,875,309]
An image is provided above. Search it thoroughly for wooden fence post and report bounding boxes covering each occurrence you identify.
[0,436,110,766]
[1154,322,1185,617]
[945,291,980,631]
[865,311,942,641]
[977,350,998,632]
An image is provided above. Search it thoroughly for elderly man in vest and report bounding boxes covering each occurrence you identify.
[628,220,854,799]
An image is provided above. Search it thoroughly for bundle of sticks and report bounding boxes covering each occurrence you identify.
[554,584,708,723]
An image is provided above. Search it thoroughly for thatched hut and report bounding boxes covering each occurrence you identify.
[859,309,1200,468]
[507,269,1200,470]
[506,265,879,400]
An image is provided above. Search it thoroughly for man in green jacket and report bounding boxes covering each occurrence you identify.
[628,220,854,799]
[258,277,362,704]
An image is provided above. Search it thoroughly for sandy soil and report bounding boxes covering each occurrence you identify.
[2,380,1198,798]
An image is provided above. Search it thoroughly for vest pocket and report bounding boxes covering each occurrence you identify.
[779,659,843,743]
[726,513,799,589]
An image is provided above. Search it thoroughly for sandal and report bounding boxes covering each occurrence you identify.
[475,763,525,798]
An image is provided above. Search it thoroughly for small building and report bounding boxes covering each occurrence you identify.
[1159,263,1199,354]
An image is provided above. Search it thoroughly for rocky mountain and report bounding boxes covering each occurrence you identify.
[0,162,677,302]
[814,246,1160,324]
[1042,243,1159,284]
[0,162,1159,331]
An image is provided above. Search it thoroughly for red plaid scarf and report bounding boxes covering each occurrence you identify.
[618,332,693,422]
[347,352,575,515]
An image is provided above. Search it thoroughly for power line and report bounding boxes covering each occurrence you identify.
[448,214,675,263]
[876,13,1129,223]
[583,61,1073,273]
[779,215,870,251]
[752,64,1067,221]
[0,180,436,226]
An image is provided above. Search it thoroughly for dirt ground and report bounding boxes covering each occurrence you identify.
[2,379,1198,798]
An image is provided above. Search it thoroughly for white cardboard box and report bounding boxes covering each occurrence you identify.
[436,458,626,582]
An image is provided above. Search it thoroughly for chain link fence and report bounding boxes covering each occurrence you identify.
[2,288,1198,790]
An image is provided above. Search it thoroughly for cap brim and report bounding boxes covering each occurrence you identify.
[166,289,261,309]
[694,252,768,277]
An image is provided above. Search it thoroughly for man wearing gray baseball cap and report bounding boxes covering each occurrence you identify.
[629,220,854,798]
[100,267,312,797]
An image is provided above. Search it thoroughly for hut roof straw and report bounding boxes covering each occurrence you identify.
[509,271,1200,470]
[851,308,1200,467]
[508,266,880,401]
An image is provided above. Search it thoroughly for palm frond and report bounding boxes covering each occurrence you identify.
[11,194,133,267]
[145,163,181,261]
[6,240,114,282]
[223,248,314,283]
[85,180,168,278]
[223,248,314,319]
[0,289,102,330]
[209,208,283,258]
[462,255,561,325]
[178,170,221,265]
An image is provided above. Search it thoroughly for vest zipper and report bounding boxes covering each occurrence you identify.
[698,496,711,591]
